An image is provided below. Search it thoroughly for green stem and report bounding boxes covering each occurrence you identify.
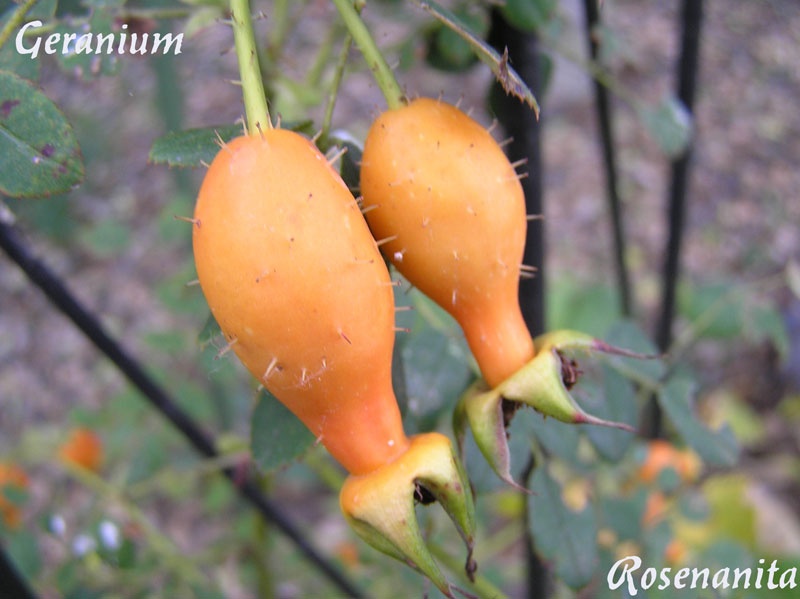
[428,541,508,599]
[330,0,404,110]
[319,33,354,143]
[0,0,38,51]
[230,0,271,134]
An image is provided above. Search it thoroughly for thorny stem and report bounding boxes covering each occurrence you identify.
[230,0,271,134]
[0,0,38,51]
[330,0,405,110]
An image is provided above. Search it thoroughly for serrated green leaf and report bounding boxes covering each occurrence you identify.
[5,528,42,579]
[183,5,225,39]
[600,490,648,543]
[0,70,84,197]
[747,304,790,361]
[198,312,222,349]
[657,377,739,467]
[149,121,316,169]
[581,365,638,462]
[0,0,56,81]
[250,389,315,474]
[639,95,693,158]
[603,319,665,382]
[678,282,743,340]
[500,0,557,33]
[529,465,598,589]
[426,9,485,72]
[53,11,122,80]
[519,408,581,464]
[149,125,242,168]
[547,279,620,338]
[411,0,539,115]
[401,327,473,431]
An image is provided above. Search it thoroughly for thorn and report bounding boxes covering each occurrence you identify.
[311,129,323,143]
[454,94,464,109]
[498,136,514,148]
[339,330,352,344]
[174,215,200,227]
[360,203,379,215]
[487,119,499,134]
[510,157,528,170]
[519,271,536,280]
[394,305,413,312]
[255,269,271,283]
[515,172,529,181]
[185,279,200,287]
[527,213,544,221]
[300,368,308,385]
[376,235,398,247]
[520,264,538,273]
[215,337,238,360]
[256,121,265,140]
[393,326,411,333]
[200,160,210,169]
[227,79,243,87]
[263,357,278,380]
[327,146,348,166]
[451,289,457,306]
[214,130,229,151]
[380,280,402,287]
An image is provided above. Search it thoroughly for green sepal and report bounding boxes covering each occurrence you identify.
[456,329,654,487]
[340,432,475,598]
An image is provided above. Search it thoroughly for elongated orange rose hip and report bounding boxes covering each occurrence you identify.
[360,98,535,388]
[192,129,474,597]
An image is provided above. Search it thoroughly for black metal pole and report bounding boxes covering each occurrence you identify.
[582,0,632,316]
[648,0,704,438]
[488,10,549,598]
[0,219,364,598]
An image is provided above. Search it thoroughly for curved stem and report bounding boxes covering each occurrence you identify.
[330,0,405,110]
[0,0,38,51]
[230,0,271,134]
[319,32,353,143]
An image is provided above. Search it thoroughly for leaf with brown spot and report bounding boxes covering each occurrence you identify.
[0,70,84,198]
